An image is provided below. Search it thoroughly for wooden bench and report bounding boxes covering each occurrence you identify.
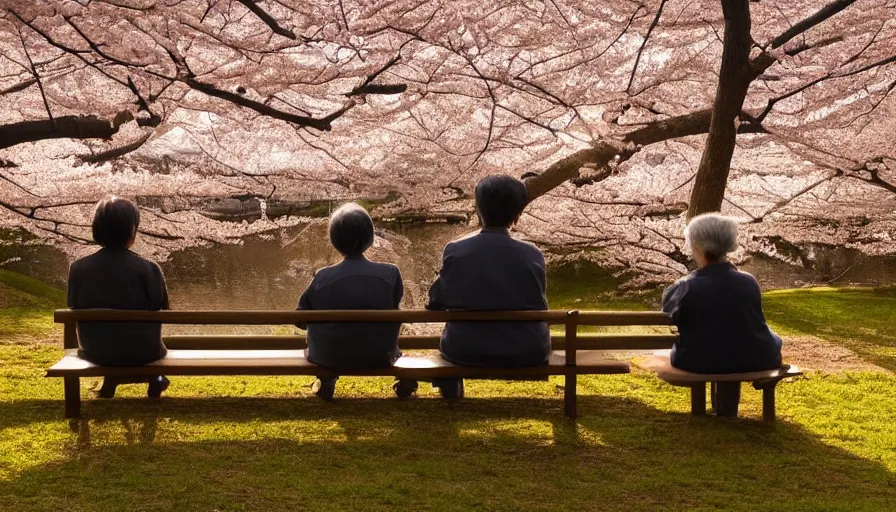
[48,309,676,419]
[638,355,803,421]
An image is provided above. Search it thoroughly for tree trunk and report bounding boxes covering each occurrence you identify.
[686,0,754,218]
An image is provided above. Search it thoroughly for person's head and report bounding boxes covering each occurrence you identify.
[328,202,375,257]
[91,196,140,250]
[684,213,739,267]
[474,174,529,228]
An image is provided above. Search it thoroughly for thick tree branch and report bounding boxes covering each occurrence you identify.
[0,113,133,151]
[77,131,152,164]
[0,78,37,95]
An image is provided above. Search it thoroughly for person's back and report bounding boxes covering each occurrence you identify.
[665,263,780,374]
[301,257,402,369]
[296,202,410,399]
[66,196,170,399]
[429,229,549,366]
[427,174,550,381]
[662,213,782,417]
[69,248,169,366]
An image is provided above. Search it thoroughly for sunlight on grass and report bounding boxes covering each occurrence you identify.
[763,287,896,371]
[456,419,557,446]
[2,271,896,510]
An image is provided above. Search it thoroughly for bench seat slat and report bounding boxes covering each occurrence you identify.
[638,355,802,385]
[46,349,630,378]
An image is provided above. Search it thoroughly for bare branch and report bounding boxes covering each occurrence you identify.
[233,0,297,40]
[628,0,667,94]
[767,0,856,49]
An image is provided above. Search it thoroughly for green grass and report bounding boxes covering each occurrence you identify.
[548,262,658,311]
[763,287,896,371]
[0,270,65,338]
[1,271,895,510]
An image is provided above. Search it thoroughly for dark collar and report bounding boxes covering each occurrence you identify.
[695,261,735,276]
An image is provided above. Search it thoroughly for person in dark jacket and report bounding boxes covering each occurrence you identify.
[662,213,783,417]
[426,174,550,398]
[296,202,413,400]
[67,196,170,399]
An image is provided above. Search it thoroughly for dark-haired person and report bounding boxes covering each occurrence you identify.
[426,174,550,398]
[662,213,783,417]
[296,202,411,400]
[67,196,170,398]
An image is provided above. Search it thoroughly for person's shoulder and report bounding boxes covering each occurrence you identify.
[69,249,105,273]
[732,267,761,288]
[311,262,339,279]
[509,236,545,260]
[445,230,481,249]
[367,260,401,276]
[124,250,161,270]
[511,236,543,252]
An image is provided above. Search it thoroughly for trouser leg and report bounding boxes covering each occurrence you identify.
[714,382,741,417]
[432,377,464,399]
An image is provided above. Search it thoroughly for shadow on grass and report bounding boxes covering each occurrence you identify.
[1,395,894,511]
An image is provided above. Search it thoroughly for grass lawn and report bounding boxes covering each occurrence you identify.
[763,287,896,372]
[1,270,895,511]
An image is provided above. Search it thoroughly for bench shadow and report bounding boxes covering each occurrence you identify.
[0,395,894,510]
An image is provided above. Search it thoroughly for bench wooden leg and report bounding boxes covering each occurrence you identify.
[690,384,706,416]
[564,374,577,419]
[64,377,81,419]
[762,384,777,422]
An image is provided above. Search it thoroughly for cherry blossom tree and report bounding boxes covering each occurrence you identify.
[0,0,893,279]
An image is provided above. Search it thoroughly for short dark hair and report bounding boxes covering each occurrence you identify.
[328,202,375,257]
[475,174,529,228]
[92,196,140,249]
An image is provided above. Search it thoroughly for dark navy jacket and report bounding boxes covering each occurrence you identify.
[298,256,403,370]
[662,262,782,374]
[67,248,169,366]
[427,229,551,367]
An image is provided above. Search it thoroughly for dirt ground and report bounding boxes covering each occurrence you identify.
[780,335,887,373]
[621,335,888,374]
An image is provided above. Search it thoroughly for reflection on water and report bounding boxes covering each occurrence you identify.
[162,222,469,313]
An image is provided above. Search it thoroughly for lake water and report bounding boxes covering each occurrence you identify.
[3,221,895,332]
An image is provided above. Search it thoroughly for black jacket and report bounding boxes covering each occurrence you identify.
[662,262,782,373]
[67,248,169,366]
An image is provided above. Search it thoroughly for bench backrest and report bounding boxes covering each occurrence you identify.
[53,309,677,353]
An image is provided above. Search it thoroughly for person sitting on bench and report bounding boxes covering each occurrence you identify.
[426,174,550,398]
[296,202,413,400]
[662,213,783,417]
[67,196,170,398]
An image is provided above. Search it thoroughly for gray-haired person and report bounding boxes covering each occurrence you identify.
[426,175,550,399]
[67,196,170,398]
[296,202,414,400]
[662,213,783,417]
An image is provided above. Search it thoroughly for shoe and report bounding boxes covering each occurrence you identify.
[147,376,170,398]
[312,378,337,400]
[98,378,118,399]
[393,379,418,399]
[434,378,464,399]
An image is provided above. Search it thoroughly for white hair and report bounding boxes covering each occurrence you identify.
[684,213,739,261]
